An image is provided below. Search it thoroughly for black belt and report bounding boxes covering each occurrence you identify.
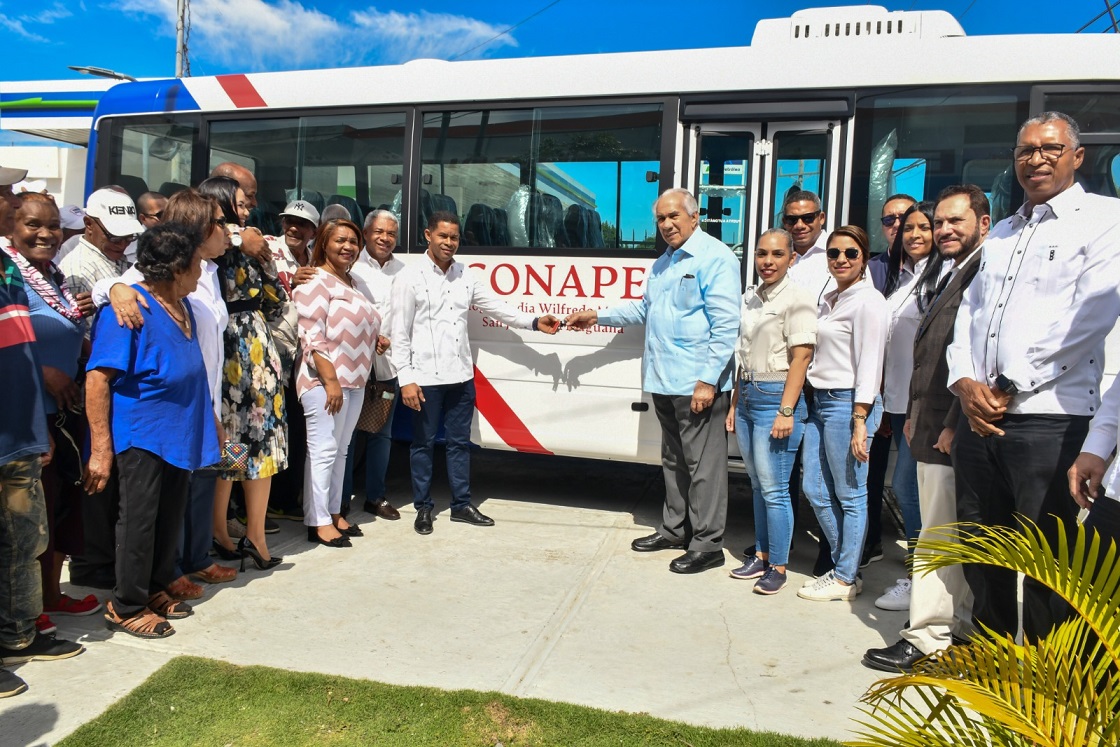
[226,298,262,314]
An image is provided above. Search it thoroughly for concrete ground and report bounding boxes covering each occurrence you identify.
[0,446,913,746]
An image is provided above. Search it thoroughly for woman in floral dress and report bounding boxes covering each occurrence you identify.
[200,176,287,569]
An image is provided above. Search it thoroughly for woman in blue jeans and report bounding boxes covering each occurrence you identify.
[798,226,889,602]
[725,228,817,595]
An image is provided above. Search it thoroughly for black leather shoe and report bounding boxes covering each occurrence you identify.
[668,550,725,574]
[336,522,363,537]
[306,526,352,548]
[450,504,494,526]
[414,508,433,535]
[862,639,925,673]
[364,498,401,521]
[631,532,686,553]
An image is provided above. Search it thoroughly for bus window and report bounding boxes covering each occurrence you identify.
[770,129,829,229]
[105,120,197,202]
[852,88,1028,253]
[1078,145,1120,199]
[209,112,407,236]
[419,103,662,250]
[1044,92,1120,134]
[697,132,752,259]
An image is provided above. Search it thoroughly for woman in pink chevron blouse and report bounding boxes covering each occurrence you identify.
[293,219,380,549]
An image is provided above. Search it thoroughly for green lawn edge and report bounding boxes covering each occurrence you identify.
[58,656,844,746]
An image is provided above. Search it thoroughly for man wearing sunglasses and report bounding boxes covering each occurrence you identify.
[136,192,168,230]
[784,191,832,301]
[868,194,917,292]
[59,188,143,325]
[947,111,1120,643]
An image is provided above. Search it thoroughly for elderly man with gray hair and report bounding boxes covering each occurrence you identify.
[343,209,406,520]
[566,188,741,574]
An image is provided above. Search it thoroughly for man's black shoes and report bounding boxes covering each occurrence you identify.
[862,639,925,673]
[414,508,433,535]
[450,504,494,527]
[668,550,725,574]
[631,533,686,553]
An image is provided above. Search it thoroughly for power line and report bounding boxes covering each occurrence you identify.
[1076,0,1120,31]
[959,0,980,21]
[449,0,564,61]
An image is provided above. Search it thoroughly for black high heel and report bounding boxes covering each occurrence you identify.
[239,536,282,571]
[212,538,240,561]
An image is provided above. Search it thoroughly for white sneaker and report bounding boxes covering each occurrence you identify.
[874,578,912,611]
[797,570,859,601]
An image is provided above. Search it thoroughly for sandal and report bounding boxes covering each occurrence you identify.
[104,600,175,639]
[148,591,193,620]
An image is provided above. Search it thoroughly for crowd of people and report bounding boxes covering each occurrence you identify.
[1,109,1118,698]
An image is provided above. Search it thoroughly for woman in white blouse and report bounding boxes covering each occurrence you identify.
[725,229,817,595]
[797,225,889,602]
[873,201,946,612]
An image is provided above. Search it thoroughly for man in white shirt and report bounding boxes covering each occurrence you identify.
[946,112,1120,641]
[390,211,560,535]
[347,210,406,520]
[784,190,833,302]
[59,188,143,324]
[1069,372,1120,549]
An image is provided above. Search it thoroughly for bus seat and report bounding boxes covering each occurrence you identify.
[586,208,605,248]
[430,193,457,216]
[492,208,510,246]
[564,204,589,248]
[465,203,496,246]
[158,181,188,197]
[538,194,563,248]
[284,189,325,212]
[116,175,149,202]
[327,195,363,225]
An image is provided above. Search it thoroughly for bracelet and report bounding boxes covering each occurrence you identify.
[851,413,867,421]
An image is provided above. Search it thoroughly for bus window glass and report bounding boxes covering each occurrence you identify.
[1078,145,1120,199]
[420,103,662,250]
[1044,93,1120,133]
[209,112,406,235]
[853,88,1028,254]
[106,120,196,202]
[697,133,752,258]
[770,130,828,230]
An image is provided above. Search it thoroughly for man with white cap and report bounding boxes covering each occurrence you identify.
[267,199,320,295]
[0,165,28,212]
[59,188,143,321]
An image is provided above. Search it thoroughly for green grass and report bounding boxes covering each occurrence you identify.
[59,656,843,746]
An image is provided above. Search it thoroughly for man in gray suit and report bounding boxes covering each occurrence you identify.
[863,184,990,672]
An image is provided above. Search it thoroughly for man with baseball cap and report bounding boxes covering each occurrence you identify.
[59,189,143,321]
[0,165,28,212]
[268,200,321,295]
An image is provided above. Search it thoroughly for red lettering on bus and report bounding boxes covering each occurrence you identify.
[591,266,618,298]
[622,266,645,299]
[492,263,519,296]
[556,265,586,297]
[525,265,555,297]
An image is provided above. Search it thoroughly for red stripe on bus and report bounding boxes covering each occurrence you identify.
[216,75,267,108]
[473,366,552,455]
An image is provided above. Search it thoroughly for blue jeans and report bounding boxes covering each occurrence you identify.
[0,457,47,649]
[889,412,921,553]
[802,389,882,585]
[342,379,398,506]
[735,380,805,567]
[411,380,474,511]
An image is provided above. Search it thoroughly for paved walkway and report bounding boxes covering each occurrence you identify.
[1,448,911,746]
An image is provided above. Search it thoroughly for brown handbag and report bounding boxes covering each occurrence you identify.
[356,380,395,433]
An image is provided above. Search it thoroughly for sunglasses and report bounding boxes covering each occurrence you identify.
[826,247,862,261]
[880,214,907,228]
[781,210,821,227]
[141,211,164,221]
[94,218,138,244]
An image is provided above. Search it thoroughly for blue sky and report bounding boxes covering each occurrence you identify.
[1,0,1114,81]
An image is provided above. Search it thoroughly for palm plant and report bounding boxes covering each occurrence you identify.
[848,518,1120,746]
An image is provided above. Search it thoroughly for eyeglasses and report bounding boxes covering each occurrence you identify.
[826,247,861,261]
[94,218,137,244]
[781,210,821,227]
[1012,143,1069,162]
[880,214,907,228]
[141,211,163,221]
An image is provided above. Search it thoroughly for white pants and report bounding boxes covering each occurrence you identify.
[301,386,365,527]
[901,462,975,654]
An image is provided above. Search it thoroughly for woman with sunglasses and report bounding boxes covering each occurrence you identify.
[200,176,287,571]
[797,226,888,602]
[725,228,817,595]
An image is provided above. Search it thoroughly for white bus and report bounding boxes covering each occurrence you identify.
[86,5,1120,465]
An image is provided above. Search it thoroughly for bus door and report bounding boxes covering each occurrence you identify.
[689,119,844,285]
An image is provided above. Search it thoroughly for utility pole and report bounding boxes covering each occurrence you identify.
[175,0,188,77]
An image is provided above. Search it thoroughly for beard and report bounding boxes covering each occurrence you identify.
[941,226,982,260]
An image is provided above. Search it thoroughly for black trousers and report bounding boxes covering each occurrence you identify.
[269,380,306,514]
[952,413,1088,641]
[113,448,190,616]
[69,463,119,587]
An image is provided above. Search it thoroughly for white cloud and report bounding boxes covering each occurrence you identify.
[0,2,71,42]
[117,0,516,72]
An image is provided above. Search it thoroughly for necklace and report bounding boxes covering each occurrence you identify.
[150,289,192,337]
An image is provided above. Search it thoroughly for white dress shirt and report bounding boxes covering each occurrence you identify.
[787,234,836,304]
[390,254,534,388]
[882,256,930,414]
[946,184,1120,416]
[91,260,228,420]
[1082,372,1120,502]
[807,277,889,405]
[351,250,406,381]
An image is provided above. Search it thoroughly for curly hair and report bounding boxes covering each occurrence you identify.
[135,222,202,284]
[311,219,363,268]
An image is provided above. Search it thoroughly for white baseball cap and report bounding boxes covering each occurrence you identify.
[279,200,320,227]
[60,204,86,231]
[85,188,144,237]
[0,166,28,186]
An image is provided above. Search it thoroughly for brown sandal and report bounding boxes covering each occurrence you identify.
[148,591,193,620]
[104,600,175,639]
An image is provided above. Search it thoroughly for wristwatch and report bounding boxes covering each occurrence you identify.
[777,405,794,417]
[995,374,1019,395]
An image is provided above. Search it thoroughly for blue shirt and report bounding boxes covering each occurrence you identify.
[598,229,740,396]
[0,255,49,467]
[27,279,86,415]
[87,285,220,471]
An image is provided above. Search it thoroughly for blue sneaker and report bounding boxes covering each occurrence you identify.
[729,555,768,580]
[753,567,788,595]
